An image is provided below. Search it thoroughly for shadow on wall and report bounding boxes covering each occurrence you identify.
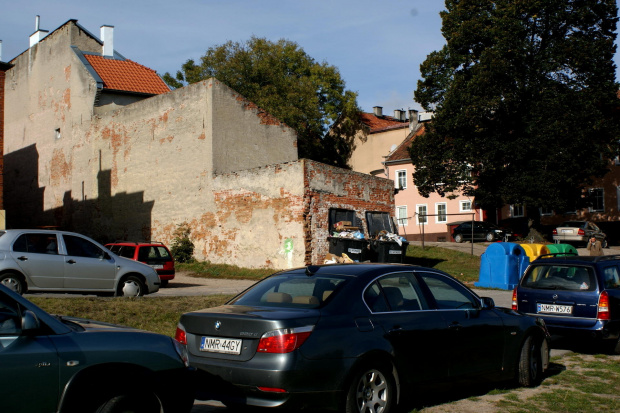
[4,144,154,244]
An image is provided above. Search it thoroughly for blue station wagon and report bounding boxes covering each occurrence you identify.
[513,254,620,354]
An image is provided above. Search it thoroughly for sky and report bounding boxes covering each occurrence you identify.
[2,1,620,115]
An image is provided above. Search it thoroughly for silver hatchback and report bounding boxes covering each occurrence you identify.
[0,229,160,296]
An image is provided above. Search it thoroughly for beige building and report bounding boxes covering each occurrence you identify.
[4,19,396,268]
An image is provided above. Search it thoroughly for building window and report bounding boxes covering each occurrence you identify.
[459,200,472,212]
[540,207,553,216]
[396,206,408,226]
[589,188,604,212]
[55,128,61,140]
[436,203,447,223]
[511,204,524,217]
[416,204,428,225]
[395,170,407,190]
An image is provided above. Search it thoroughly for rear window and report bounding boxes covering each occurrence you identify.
[137,246,171,262]
[231,273,348,308]
[522,265,597,292]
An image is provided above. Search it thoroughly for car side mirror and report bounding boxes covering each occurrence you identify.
[21,310,40,334]
[481,297,495,309]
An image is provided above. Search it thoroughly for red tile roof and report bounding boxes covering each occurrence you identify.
[360,112,408,133]
[83,54,170,95]
[385,123,427,163]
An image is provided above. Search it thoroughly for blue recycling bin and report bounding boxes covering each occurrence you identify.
[475,242,529,290]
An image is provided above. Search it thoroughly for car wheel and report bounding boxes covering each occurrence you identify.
[602,239,609,249]
[486,232,495,242]
[0,273,26,295]
[95,393,161,413]
[118,275,146,297]
[345,363,395,413]
[517,335,543,387]
[454,234,464,243]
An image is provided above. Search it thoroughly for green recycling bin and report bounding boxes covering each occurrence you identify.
[545,243,578,257]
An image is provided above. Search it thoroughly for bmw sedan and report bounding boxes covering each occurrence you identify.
[0,284,194,413]
[176,264,550,412]
[0,229,160,297]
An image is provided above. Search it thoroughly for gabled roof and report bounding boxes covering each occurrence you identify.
[384,123,426,164]
[360,112,408,133]
[82,54,169,95]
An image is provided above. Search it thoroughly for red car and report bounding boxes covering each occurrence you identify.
[105,242,175,286]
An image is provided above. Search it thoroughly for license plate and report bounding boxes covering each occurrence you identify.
[200,336,242,354]
[388,250,402,255]
[150,264,164,269]
[537,303,573,314]
[561,229,572,233]
[348,248,362,254]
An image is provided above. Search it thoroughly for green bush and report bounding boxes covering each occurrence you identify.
[170,223,195,263]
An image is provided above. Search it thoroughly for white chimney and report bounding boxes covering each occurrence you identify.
[0,40,3,62]
[373,106,383,117]
[29,15,49,47]
[101,25,114,57]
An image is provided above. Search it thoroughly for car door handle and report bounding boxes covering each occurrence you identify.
[17,256,28,261]
[388,326,403,334]
[67,259,77,264]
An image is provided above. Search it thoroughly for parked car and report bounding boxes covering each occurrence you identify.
[452,221,512,243]
[513,254,620,354]
[176,263,550,411]
[105,241,175,287]
[0,284,195,412]
[552,221,607,247]
[0,229,160,297]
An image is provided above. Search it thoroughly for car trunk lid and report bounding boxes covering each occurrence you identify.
[180,305,320,362]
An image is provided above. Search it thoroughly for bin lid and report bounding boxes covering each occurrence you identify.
[484,242,525,256]
[545,243,578,256]
[519,243,550,259]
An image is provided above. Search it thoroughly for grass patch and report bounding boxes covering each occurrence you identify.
[177,245,482,284]
[405,245,481,282]
[30,295,232,337]
[177,261,273,281]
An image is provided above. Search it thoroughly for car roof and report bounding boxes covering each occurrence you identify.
[276,263,444,279]
[531,254,620,265]
[106,241,167,246]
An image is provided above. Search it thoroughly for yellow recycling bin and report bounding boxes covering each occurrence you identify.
[519,243,550,261]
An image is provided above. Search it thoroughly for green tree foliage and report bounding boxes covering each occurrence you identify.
[412,0,620,212]
[163,37,362,168]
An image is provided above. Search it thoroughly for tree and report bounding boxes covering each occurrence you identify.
[411,0,620,213]
[163,37,362,168]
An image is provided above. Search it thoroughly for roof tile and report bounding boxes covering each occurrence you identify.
[84,55,170,95]
[360,112,408,133]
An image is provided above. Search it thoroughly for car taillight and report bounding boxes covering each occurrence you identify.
[511,288,518,310]
[578,229,585,236]
[552,229,558,235]
[257,326,314,353]
[597,291,610,320]
[175,325,187,345]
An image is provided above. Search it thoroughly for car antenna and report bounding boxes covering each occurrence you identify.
[305,265,320,276]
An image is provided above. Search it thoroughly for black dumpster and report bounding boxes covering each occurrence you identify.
[369,239,408,263]
[327,236,369,262]
[366,211,408,263]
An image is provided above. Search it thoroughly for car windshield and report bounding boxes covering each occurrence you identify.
[522,265,596,292]
[558,222,585,228]
[230,273,349,308]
